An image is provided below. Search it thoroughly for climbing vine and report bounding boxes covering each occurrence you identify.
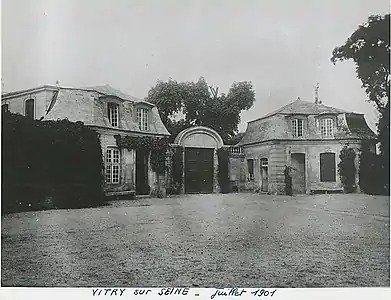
[114,135,170,174]
[169,145,184,194]
[217,147,230,193]
[338,145,357,193]
[2,112,105,214]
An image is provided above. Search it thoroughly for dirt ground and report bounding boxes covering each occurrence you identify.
[1,193,389,287]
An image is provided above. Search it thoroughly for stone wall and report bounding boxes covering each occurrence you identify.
[240,139,363,194]
[228,153,246,191]
[286,140,362,192]
[242,143,272,191]
[99,131,135,193]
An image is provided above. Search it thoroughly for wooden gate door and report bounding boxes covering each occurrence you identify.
[291,153,306,194]
[136,150,149,195]
[185,147,214,193]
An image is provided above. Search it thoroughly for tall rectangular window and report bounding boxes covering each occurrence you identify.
[320,118,333,138]
[25,99,35,119]
[105,148,120,184]
[137,108,148,131]
[320,152,336,182]
[291,119,303,137]
[247,159,254,181]
[108,103,119,127]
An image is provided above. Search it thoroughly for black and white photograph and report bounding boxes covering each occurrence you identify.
[1,0,390,290]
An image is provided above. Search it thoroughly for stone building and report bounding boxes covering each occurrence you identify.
[234,98,377,194]
[1,84,170,197]
[2,85,378,196]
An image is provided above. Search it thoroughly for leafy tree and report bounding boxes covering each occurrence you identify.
[146,77,255,142]
[225,132,245,145]
[331,14,390,193]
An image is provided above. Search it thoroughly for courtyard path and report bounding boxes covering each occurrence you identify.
[1,193,389,287]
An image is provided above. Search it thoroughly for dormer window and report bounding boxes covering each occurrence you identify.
[291,119,303,137]
[320,118,333,138]
[137,108,148,131]
[2,103,9,113]
[108,103,119,127]
[25,99,35,119]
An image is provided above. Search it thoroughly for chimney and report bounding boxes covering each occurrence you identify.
[314,83,320,104]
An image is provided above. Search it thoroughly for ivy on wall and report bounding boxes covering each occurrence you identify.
[114,135,170,175]
[2,112,105,214]
[169,145,184,194]
[217,147,230,193]
[338,145,357,193]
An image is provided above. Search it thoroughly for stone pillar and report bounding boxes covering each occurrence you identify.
[355,148,361,193]
[123,148,136,191]
[213,148,219,193]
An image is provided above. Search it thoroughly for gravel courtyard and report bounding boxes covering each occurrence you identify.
[1,193,389,287]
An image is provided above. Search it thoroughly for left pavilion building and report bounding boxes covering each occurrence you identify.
[1,84,170,197]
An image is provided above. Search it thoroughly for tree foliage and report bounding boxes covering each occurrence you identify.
[146,77,255,142]
[359,143,387,195]
[331,14,390,193]
[331,14,390,111]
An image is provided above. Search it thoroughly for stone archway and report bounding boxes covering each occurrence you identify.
[174,126,224,193]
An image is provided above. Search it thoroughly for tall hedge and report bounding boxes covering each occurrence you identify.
[2,112,105,214]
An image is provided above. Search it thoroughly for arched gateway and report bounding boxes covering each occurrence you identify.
[174,126,224,193]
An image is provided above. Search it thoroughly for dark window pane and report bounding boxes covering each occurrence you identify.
[320,153,336,182]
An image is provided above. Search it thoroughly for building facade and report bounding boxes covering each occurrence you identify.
[234,99,377,194]
[1,84,170,197]
[2,86,377,196]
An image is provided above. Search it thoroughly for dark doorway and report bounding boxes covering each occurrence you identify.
[136,150,149,195]
[260,158,268,192]
[185,147,214,193]
[291,153,306,194]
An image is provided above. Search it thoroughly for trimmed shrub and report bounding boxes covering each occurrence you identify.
[338,145,356,193]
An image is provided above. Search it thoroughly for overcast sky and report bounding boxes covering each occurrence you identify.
[2,0,389,131]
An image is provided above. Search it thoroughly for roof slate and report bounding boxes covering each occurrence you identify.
[253,99,347,122]
[238,99,376,146]
[83,85,144,103]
